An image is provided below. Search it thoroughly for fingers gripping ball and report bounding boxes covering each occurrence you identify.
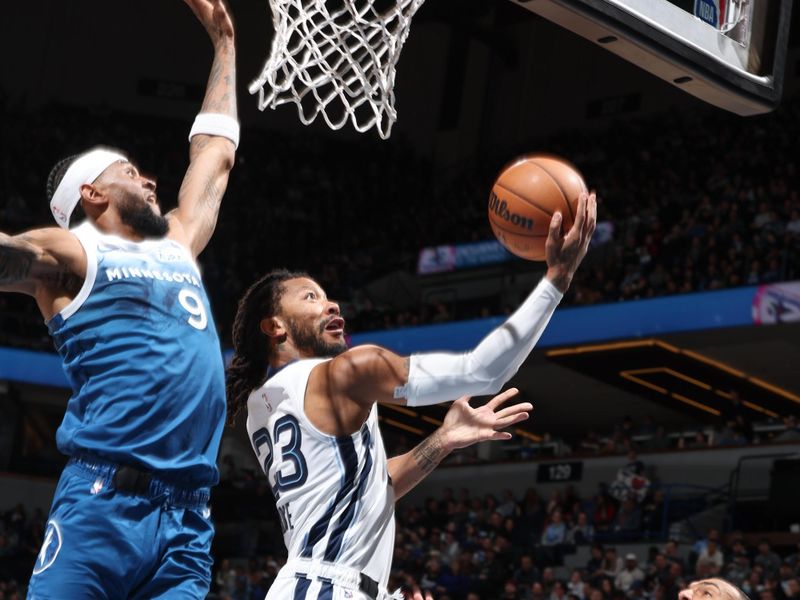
[488,154,588,261]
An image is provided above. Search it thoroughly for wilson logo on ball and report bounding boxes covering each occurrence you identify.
[488,192,534,230]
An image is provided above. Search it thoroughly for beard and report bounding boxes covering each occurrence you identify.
[287,317,348,358]
[118,194,169,238]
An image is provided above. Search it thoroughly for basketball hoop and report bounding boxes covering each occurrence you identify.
[249,0,426,139]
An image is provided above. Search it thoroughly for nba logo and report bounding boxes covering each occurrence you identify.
[32,520,62,575]
[694,0,724,28]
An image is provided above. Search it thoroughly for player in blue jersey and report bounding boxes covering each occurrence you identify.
[0,1,237,598]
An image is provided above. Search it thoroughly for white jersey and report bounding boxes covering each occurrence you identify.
[246,358,396,595]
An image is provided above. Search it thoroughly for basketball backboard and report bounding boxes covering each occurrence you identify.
[510,0,793,115]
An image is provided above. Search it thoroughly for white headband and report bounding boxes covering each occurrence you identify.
[50,148,127,229]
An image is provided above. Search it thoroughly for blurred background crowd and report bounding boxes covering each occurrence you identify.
[1,93,798,349]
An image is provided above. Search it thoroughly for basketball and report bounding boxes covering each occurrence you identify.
[488,154,588,261]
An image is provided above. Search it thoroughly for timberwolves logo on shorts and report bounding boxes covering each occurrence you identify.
[32,520,62,575]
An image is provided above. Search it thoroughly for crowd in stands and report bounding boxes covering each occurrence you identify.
[2,480,799,600]
[1,91,799,350]
[0,504,45,599]
[204,481,800,600]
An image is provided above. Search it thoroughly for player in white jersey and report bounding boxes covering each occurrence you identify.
[225,192,596,599]
[246,355,526,599]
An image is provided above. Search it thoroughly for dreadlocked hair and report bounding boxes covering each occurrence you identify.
[225,269,310,425]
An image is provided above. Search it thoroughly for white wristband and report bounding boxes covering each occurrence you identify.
[189,113,240,149]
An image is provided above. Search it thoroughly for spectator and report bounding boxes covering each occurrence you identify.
[587,544,605,579]
[696,539,725,575]
[550,580,569,600]
[541,510,567,547]
[593,494,617,532]
[641,490,666,536]
[613,498,642,534]
[615,554,645,593]
[602,548,624,580]
[755,540,783,579]
[664,540,686,571]
[568,570,587,600]
[503,580,524,600]
[568,512,596,545]
[497,490,520,519]
[724,551,753,587]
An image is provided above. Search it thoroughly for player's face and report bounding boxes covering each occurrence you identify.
[96,161,168,237]
[279,278,347,358]
[678,579,739,600]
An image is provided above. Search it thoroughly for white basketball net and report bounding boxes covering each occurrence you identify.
[248,0,426,139]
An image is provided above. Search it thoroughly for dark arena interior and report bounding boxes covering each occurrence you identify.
[0,0,799,598]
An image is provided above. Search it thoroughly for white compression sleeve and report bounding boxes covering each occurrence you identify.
[395,278,563,406]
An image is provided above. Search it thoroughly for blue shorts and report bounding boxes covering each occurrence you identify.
[27,457,214,600]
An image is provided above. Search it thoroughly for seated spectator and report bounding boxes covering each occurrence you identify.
[615,554,645,592]
[724,551,752,587]
[742,569,766,598]
[648,553,673,585]
[532,581,548,600]
[696,539,725,575]
[601,548,624,580]
[567,569,587,600]
[641,490,666,535]
[502,580,524,600]
[587,543,605,580]
[567,512,596,545]
[497,490,520,519]
[755,540,783,579]
[550,580,569,600]
[612,498,642,533]
[513,554,540,589]
[541,510,567,546]
[437,559,471,598]
[592,494,617,532]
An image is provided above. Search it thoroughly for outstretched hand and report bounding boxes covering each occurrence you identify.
[545,191,597,292]
[439,388,532,451]
[184,0,235,45]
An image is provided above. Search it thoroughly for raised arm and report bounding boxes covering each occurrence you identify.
[0,228,86,318]
[387,389,530,499]
[169,0,238,258]
[318,192,597,411]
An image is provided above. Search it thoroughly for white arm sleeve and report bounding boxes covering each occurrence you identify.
[395,277,563,406]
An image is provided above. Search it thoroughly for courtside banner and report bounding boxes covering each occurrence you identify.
[752,281,800,325]
[417,240,513,275]
[418,226,615,275]
[2,281,798,388]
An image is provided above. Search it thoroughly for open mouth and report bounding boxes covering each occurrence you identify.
[324,317,345,334]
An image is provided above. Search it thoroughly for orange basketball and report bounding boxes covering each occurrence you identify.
[488,154,588,261]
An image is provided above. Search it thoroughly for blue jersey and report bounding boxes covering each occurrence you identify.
[47,222,226,487]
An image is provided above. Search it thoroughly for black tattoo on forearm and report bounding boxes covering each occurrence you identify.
[200,176,221,236]
[199,45,237,117]
[411,432,445,475]
[0,236,35,284]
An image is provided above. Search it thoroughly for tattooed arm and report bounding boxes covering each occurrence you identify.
[387,389,530,500]
[0,228,86,318]
[169,0,238,258]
